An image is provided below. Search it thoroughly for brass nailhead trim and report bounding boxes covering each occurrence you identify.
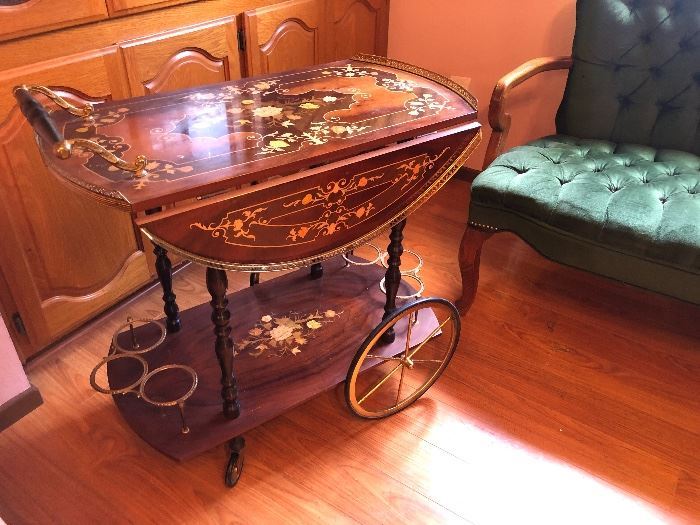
[469,221,499,232]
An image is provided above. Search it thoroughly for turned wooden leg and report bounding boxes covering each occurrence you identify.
[206,267,240,419]
[381,219,406,343]
[309,262,323,280]
[154,245,181,333]
[456,224,494,315]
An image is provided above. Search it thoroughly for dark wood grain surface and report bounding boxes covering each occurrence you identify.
[39,58,477,211]
[107,256,438,460]
[138,124,479,268]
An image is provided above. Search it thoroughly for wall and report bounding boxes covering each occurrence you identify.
[388,0,577,169]
[0,315,30,406]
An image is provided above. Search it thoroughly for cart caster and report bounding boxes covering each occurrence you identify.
[345,298,460,419]
[225,436,245,488]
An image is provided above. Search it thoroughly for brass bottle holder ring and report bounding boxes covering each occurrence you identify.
[344,244,425,300]
[381,248,424,299]
[380,248,424,276]
[90,316,197,434]
[111,317,167,355]
[90,356,197,435]
[380,273,425,299]
[342,243,383,266]
[90,353,149,395]
[139,365,198,435]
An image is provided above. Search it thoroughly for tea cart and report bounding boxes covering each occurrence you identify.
[15,55,480,486]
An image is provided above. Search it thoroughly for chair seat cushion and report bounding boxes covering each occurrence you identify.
[470,135,700,302]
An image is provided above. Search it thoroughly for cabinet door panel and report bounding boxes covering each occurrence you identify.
[0,0,108,42]
[119,17,242,97]
[119,17,243,272]
[330,0,388,60]
[243,0,329,76]
[106,0,196,17]
[0,48,150,356]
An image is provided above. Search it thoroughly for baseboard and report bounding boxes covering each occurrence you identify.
[0,384,42,432]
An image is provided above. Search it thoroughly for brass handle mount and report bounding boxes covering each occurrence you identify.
[13,84,148,179]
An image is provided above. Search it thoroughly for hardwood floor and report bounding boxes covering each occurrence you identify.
[0,179,698,524]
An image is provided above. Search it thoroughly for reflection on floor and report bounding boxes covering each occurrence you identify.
[0,179,697,524]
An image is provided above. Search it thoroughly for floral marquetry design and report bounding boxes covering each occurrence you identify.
[192,208,269,242]
[188,148,450,250]
[56,60,467,191]
[235,310,342,358]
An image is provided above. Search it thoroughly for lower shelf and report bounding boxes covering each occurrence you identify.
[107,256,437,461]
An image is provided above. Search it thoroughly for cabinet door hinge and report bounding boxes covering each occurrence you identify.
[12,312,26,336]
[237,28,246,52]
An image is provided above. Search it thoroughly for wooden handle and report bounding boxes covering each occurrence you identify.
[12,85,71,159]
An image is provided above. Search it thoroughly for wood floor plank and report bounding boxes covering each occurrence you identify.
[0,179,698,524]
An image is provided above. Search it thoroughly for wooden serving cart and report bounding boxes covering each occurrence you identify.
[14,55,481,486]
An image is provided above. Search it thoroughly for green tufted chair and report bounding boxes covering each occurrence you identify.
[457,0,700,314]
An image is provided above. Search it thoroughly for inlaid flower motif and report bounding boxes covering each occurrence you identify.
[234,310,342,358]
[299,102,320,110]
[253,106,283,117]
[322,96,337,103]
[268,140,290,150]
[270,324,295,342]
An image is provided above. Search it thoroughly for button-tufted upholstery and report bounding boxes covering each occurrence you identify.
[556,0,700,154]
[467,0,700,304]
[470,136,700,302]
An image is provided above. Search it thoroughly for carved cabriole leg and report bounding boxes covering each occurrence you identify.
[153,245,181,333]
[206,267,240,419]
[381,219,406,343]
[456,224,494,315]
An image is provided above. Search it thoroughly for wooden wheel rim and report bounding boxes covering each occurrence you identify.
[345,297,460,419]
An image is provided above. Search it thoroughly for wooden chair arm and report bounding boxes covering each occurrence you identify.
[483,56,573,168]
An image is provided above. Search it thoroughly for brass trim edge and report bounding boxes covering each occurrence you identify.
[351,54,478,110]
[141,128,482,272]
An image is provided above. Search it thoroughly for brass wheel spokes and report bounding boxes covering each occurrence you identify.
[357,315,449,407]
[346,298,461,419]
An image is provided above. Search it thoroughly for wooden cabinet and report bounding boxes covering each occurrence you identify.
[0,48,150,358]
[119,17,244,271]
[119,17,242,96]
[328,0,389,60]
[242,0,330,76]
[0,0,390,360]
[0,0,108,42]
[106,0,196,17]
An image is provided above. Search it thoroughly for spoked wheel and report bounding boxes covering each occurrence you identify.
[345,297,460,419]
